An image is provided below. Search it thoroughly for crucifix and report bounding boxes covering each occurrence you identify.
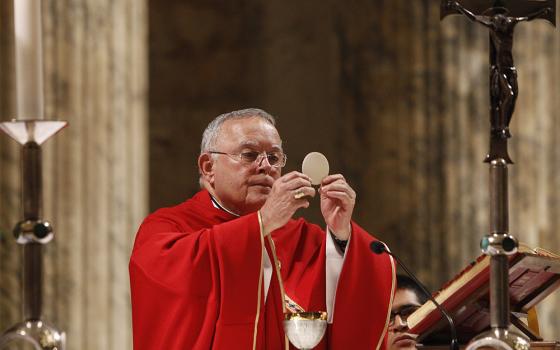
[444,0,555,163]
[440,1,555,349]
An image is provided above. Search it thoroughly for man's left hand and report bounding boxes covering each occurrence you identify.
[320,174,355,240]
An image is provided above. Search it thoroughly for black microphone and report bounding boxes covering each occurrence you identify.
[370,241,459,350]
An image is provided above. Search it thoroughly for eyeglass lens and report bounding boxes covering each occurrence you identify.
[390,305,419,324]
[240,151,284,166]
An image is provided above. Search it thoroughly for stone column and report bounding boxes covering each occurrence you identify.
[507,20,560,338]
[0,1,148,349]
[0,0,21,335]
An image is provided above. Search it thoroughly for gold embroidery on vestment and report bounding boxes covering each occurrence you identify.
[253,212,266,350]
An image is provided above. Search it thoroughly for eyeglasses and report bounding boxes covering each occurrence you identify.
[209,150,287,168]
[389,305,420,326]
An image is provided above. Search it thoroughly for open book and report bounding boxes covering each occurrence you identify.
[408,245,560,343]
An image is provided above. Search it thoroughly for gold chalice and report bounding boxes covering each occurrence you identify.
[283,311,327,350]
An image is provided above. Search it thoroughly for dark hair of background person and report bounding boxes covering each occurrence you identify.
[396,274,429,305]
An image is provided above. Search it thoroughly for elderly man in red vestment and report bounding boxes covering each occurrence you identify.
[129,108,395,349]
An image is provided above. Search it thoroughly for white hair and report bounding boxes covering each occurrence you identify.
[200,108,276,154]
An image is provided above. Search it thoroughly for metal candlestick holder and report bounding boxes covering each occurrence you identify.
[0,119,67,350]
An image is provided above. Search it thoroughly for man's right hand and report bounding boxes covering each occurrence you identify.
[259,171,316,235]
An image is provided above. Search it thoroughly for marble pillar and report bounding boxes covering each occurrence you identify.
[0,1,147,349]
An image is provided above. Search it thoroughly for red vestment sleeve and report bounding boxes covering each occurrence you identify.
[129,196,264,350]
[328,222,396,350]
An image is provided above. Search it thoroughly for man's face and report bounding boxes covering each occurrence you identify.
[387,289,422,350]
[202,116,283,215]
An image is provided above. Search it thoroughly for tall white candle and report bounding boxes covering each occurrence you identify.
[14,0,44,120]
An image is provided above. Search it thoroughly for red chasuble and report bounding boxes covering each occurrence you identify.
[130,190,395,350]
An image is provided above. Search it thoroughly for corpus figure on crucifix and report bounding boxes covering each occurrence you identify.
[446,0,551,142]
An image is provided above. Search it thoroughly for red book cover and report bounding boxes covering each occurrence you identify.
[408,248,560,343]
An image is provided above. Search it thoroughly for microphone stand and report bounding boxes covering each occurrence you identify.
[371,242,459,350]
